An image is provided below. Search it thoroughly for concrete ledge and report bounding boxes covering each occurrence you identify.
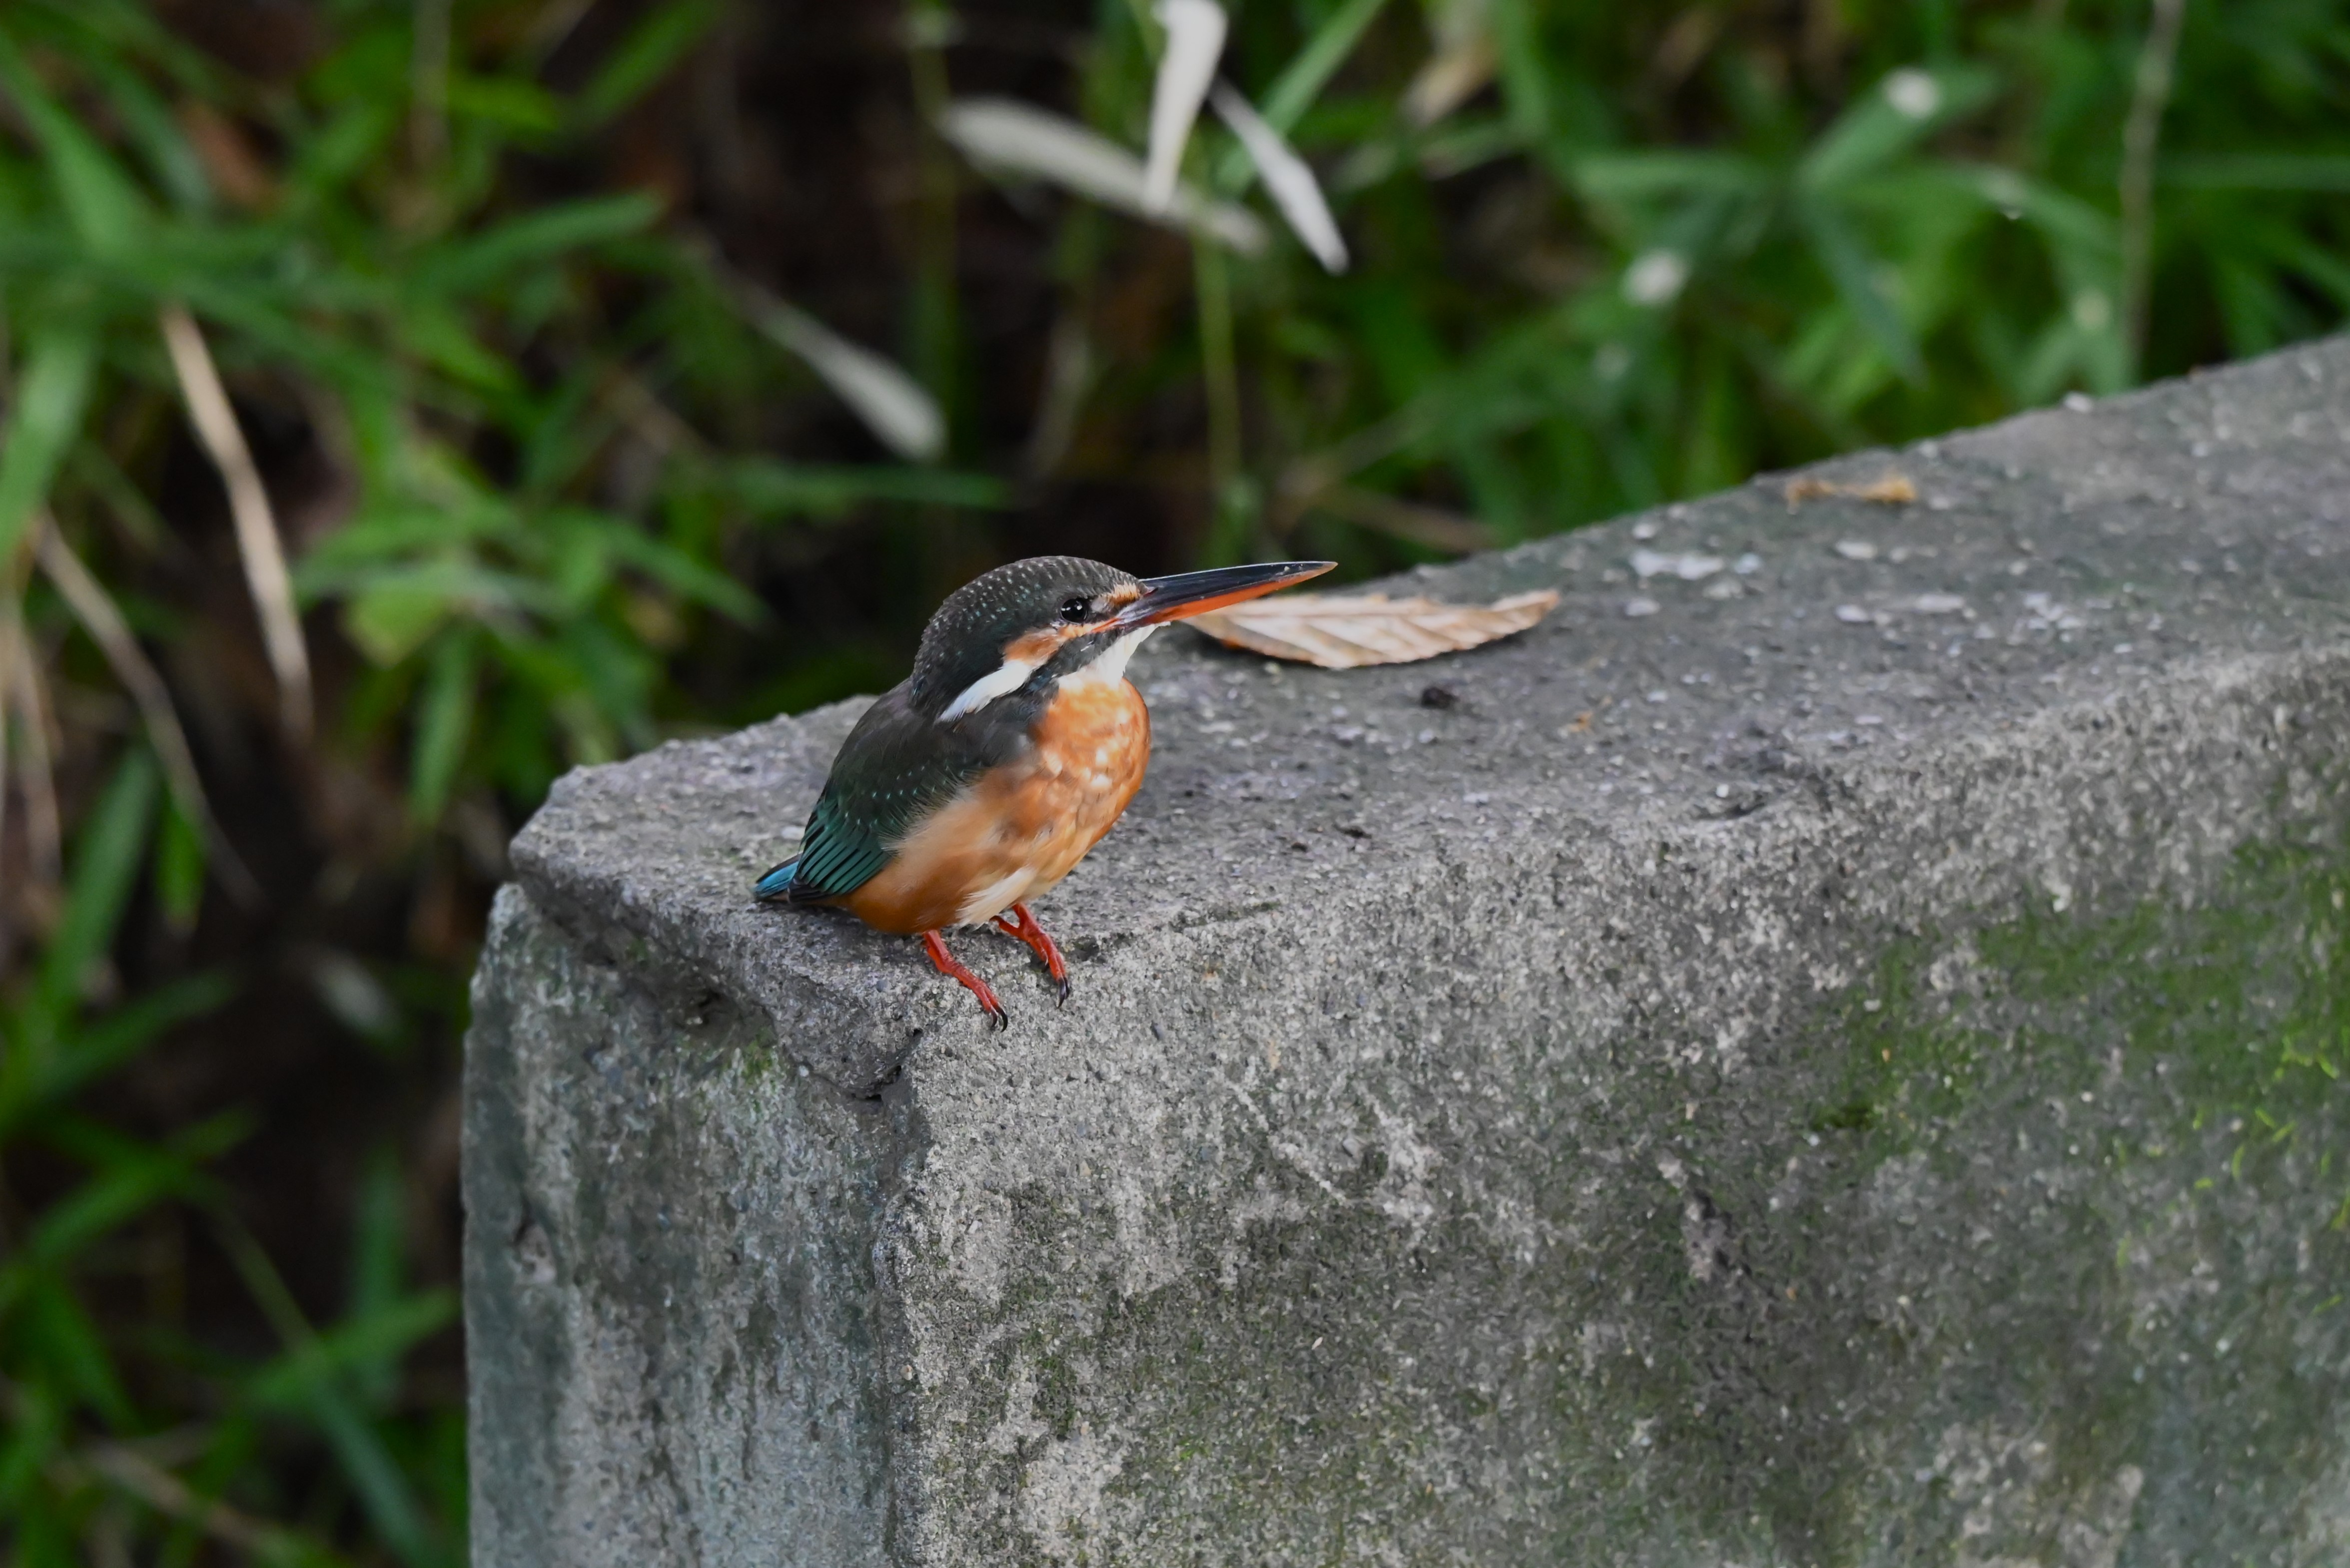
[467,339,2350,1565]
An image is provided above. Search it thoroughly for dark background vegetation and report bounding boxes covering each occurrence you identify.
[0,0,2345,1559]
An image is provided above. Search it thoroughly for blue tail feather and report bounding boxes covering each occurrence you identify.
[754,857,799,902]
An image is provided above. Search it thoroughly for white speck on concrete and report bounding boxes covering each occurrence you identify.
[1632,549,1725,581]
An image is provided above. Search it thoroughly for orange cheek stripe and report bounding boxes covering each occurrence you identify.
[1006,625,1082,664]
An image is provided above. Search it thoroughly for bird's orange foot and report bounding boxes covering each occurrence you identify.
[992,902,1071,1006]
[921,930,1008,1030]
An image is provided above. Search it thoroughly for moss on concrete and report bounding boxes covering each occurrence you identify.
[473,337,2350,1566]
[901,822,2350,1567]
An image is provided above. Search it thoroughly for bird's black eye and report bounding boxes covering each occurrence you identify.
[1061,596,1095,623]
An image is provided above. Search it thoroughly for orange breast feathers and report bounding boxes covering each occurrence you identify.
[842,675,1152,935]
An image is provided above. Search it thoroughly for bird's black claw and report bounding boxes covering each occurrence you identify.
[991,1006,1011,1032]
[1055,978,1072,1007]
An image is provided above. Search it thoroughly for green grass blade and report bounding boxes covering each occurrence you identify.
[1213,0,1392,190]
[27,751,158,1051]
[248,1291,458,1412]
[0,28,152,253]
[574,0,725,127]
[590,517,765,621]
[0,321,100,562]
[0,1377,61,1508]
[1573,149,1771,201]
[709,459,1009,518]
[2161,153,2350,191]
[0,1143,204,1314]
[408,632,477,823]
[213,1218,447,1568]
[0,972,235,1133]
[411,192,662,296]
[1797,64,1997,192]
[24,1274,136,1428]
[1795,194,1924,381]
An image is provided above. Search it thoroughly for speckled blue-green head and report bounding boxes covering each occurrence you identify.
[907,555,1338,725]
[909,556,1139,722]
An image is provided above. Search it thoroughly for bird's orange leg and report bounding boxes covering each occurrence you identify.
[921,930,1008,1030]
[991,902,1071,1006]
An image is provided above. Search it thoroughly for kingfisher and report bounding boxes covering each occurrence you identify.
[755,555,1332,1027]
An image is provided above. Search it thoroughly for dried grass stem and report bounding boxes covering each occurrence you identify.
[157,305,312,743]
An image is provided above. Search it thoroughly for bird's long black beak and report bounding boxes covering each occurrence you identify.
[1108,560,1334,630]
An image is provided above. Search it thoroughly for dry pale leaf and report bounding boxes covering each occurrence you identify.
[159,304,312,741]
[1144,0,1228,213]
[1782,470,1918,509]
[748,295,945,463]
[938,98,1266,253]
[1209,81,1347,273]
[1186,588,1560,669]
[1403,0,1497,127]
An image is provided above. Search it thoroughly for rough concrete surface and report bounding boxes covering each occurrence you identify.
[467,338,2350,1566]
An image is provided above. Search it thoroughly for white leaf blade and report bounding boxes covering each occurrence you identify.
[1403,0,1497,127]
[938,98,1266,252]
[752,301,943,463]
[1145,0,1228,212]
[1209,81,1348,272]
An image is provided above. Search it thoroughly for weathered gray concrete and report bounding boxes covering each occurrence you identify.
[467,339,2350,1566]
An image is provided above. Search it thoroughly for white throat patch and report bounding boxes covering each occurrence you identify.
[938,656,1040,723]
[1063,626,1154,689]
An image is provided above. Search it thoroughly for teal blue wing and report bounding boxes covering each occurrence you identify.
[777,789,897,901]
[755,687,990,904]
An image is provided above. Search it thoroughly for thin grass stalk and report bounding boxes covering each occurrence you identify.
[4,611,62,892]
[1024,309,1096,479]
[1305,486,1495,554]
[2118,0,2187,376]
[156,306,313,743]
[1192,236,1245,560]
[905,0,962,418]
[33,513,259,906]
[411,0,452,171]
[62,1441,302,1560]
[0,1377,301,1558]
[207,1209,440,1565]
[604,368,712,460]
[521,0,597,62]
[0,574,17,908]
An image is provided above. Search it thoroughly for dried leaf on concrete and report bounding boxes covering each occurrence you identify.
[1185,588,1560,669]
[1782,470,1918,509]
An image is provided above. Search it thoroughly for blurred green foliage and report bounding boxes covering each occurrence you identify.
[1090,0,2350,559]
[0,0,2345,1559]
